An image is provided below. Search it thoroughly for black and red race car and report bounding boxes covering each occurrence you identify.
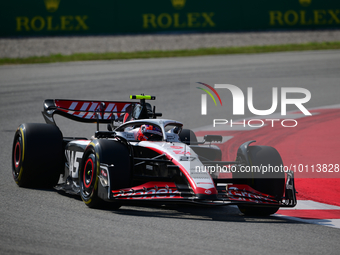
[12,95,296,215]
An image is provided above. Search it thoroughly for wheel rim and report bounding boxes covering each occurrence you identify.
[82,156,95,196]
[12,136,22,177]
[14,142,21,168]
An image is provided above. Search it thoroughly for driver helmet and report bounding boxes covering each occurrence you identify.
[136,125,162,141]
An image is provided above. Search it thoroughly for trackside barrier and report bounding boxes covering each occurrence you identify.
[0,0,339,37]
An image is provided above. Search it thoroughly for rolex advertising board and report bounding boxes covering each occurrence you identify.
[0,0,339,36]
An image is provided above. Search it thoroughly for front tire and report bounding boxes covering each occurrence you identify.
[235,145,285,216]
[79,140,131,209]
[79,150,102,208]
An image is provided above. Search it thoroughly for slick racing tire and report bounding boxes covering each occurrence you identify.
[179,129,197,144]
[79,139,131,209]
[12,123,63,188]
[235,145,285,216]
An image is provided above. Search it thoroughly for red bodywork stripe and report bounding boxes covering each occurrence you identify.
[112,181,177,193]
[112,181,182,200]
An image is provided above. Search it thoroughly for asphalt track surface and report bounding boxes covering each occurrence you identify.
[1,50,340,254]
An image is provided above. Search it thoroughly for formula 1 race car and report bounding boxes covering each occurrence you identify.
[12,95,297,216]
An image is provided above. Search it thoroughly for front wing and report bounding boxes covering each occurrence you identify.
[108,171,297,208]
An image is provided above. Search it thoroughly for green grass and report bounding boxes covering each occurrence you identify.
[1,41,340,65]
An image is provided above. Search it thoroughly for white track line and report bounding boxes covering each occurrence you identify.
[275,215,340,229]
[276,200,340,229]
[279,200,340,210]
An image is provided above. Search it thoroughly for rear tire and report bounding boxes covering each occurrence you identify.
[235,146,285,216]
[12,123,63,188]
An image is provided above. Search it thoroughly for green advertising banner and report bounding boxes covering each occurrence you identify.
[0,0,339,37]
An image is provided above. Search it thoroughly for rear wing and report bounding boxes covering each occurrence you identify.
[42,99,135,125]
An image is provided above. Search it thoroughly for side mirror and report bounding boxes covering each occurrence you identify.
[204,135,222,143]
